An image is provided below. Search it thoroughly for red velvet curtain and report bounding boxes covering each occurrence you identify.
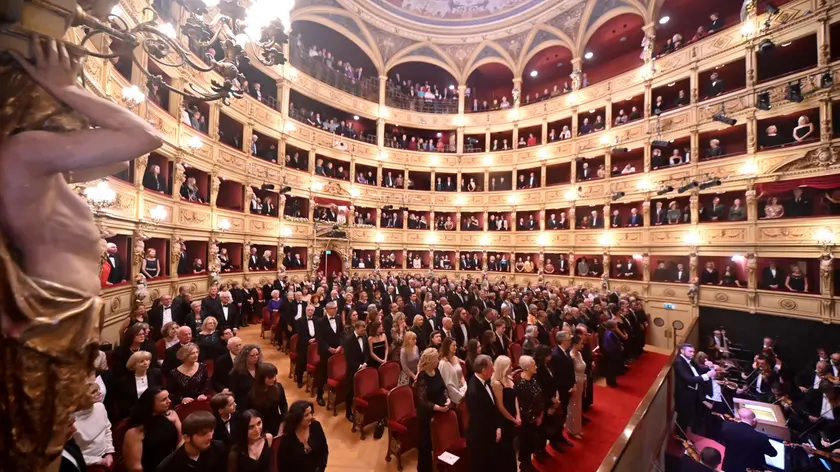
[757,175,840,195]
[313,196,350,206]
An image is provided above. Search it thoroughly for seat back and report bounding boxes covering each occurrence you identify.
[514,323,526,344]
[306,341,320,366]
[174,398,212,421]
[387,385,416,424]
[378,361,400,391]
[512,368,523,384]
[550,327,559,347]
[459,358,467,376]
[111,418,131,461]
[353,367,381,399]
[455,400,469,437]
[327,352,346,380]
[289,333,299,353]
[431,410,461,456]
[204,359,214,377]
[508,343,522,367]
[155,339,166,361]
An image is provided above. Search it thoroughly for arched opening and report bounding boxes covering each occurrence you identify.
[465,63,514,112]
[386,61,458,113]
[290,20,380,100]
[581,13,645,86]
[316,250,345,275]
[521,45,573,103]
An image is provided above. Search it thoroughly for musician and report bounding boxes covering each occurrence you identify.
[737,353,777,403]
[705,329,730,362]
[681,447,722,472]
[675,343,718,434]
[719,408,777,472]
[799,381,840,445]
[796,360,833,398]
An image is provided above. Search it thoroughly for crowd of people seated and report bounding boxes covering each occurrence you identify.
[386,73,459,113]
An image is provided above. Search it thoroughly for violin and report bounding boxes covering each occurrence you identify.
[717,379,738,389]
[783,441,840,463]
[675,434,701,462]
[820,373,840,385]
[711,411,740,422]
[773,393,793,409]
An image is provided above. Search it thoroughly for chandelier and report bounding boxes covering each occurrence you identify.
[141,204,169,229]
[80,180,117,214]
[79,0,294,103]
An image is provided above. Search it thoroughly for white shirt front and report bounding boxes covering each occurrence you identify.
[822,394,836,420]
[307,318,315,337]
[357,336,364,352]
[814,374,822,389]
[706,378,722,402]
[135,375,148,398]
[681,355,708,390]
[329,317,337,333]
[295,304,303,320]
[222,305,229,321]
[162,306,172,325]
[477,374,495,405]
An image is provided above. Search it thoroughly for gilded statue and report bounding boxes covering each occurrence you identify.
[0,10,162,470]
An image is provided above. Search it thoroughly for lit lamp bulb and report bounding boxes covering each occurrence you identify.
[110,5,123,17]
[479,234,490,246]
[454,194,465,206]
[281,227,292,237]
[483,154,493,166]
[158,23,177,39]
[537,232,547,247]
[507,194,518,204]
[202,0,220,7]
[683,232,701,246]
[311,182,324,192]
[598,232,613,247]
[740,160,757,175]
[149,204,168,222]
[349,187,361,198]
[815,227,835,246]
[740,20,756,37]
[378,151,388,161]
[426,232,438,245]
[429,155,440,166]
[375,231,384,243]
[599,133,613,146]
[637,177,651,191]
[567,92,579,105]
[186,135,203,151]
[284,121,297,133]
[564,188,578,201]
[121,85,145,106]
[83,181,116,210]
[218,218,232,232]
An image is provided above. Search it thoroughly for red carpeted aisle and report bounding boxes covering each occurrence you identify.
[535,351,670,472]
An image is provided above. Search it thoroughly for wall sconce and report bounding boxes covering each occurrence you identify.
[121,85,145,109]
[452,115,465,127]
[537,232,548,247]
[110,4,123,17]
[311,181,324,192]
[141,204,168,229]
[455,194,465,206]
[815,227,835,248]
[378,105,390,119]
[567,92,579,105]
[80,180,117,214]
[377,151,389,161]
[349,186,361,198]
[479,234,490,246]
[507,194,518,204]
[731,254,745,263]
[537,149,548,160]
[564,187,579,201]
[186,135,203,152]
[640,62,656,81]
[683,231,701,246]
[426,232,438,245]
[740,160,757,175]
[507,108,519,121]
[740,20,757,38]
[217,218,232,232]
[286,67,299,79]
[599,133,613,146]
[429,155,440,166]
[598,232,613,247]
[637,177,652,191]
[283,121,297,133]
[483,154,493,166]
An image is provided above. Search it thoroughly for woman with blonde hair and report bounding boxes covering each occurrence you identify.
[390,312,407,361]
[195,316,223,359]
[160,321,180,350]
[414,348,450,472]
[491,355,520,471]
[399,330,420,386]
[438,338,466,404]
[169,343,211,405]
[117,350,163,418]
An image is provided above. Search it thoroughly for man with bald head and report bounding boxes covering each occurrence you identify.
[163,326,203,372]
[212,336,242,392]
[719,408,777,472]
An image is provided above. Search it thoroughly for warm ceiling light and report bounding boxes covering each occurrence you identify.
[667,82,676,87]
[507,194,518,204]
[537,232,548,246]
[659,16,670,25]
[684,232,701,246]
[479,234,490,246]
[349,186,361,197]
[186,135,203,151]
[281,227,292,237]
[530,70,538,77]
[158,23,177,39]
[426,232,438,245]
[148,204,168,222]
[448,84,455,90]
[353,115,359,120]
[740,20,756,37]
[598,232,613,247]
[429,155,440,166]
[781,41,792,47]
[589,109,596,113]
[483,154,493,166]
[584,51,594,59]
[110,4,123,16]
[436,132,442,137]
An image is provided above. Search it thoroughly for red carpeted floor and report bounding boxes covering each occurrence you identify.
[535,350,670,472]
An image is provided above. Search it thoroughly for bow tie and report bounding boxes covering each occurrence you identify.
[222,304,229,307]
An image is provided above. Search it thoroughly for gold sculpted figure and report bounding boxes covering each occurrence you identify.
[0,2,162,468]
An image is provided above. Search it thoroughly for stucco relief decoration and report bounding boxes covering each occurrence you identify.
[776,146,839,172]
[778,298,798,311]
[714,292,729,303]
[384,0,530,19]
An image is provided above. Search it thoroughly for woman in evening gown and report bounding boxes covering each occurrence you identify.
[566,335,587,438]
[414,348,450,472]
[367,321,389,368]
[491,355,520,472]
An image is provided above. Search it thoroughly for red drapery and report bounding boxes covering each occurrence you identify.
[313,196,350,207]
[756,174,840,195]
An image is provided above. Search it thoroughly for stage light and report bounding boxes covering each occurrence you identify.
[353,115,359,120]
[758,38,775,54]
[530,70,538,77]
[712,112,737,126]
[786,81,803,102]
[448,84,455,90]
[611,147,628,153]
[698,178,722,190]
[678,181,698,193]
[757,91,772,111]
[261,184,276,190]
[821,71,834,89]
[584,51,594,59]
[656,185,674,195]
[659,16,670,25]
[611,192,626,201]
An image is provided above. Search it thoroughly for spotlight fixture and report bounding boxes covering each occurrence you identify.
[383,205,393,211]
[261,184,276,190]
[278,185,292,194]
[656,185,675,195]
[698,178,722,190]
[530,70,538,77]
[611,147,628,153]
[756,91,772,110]
[821,71,834,89]
[652,139,670,147]
[712,112,737,126]
[786,81,803,102]
[758,38,775,54]
[678,181,698,193]
[611,191,626,201]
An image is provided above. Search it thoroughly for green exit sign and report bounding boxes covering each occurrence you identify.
[663,303,676,310]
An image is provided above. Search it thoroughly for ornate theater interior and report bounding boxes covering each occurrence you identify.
[6,0,840,470]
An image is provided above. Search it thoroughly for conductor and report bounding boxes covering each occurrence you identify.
[719,408,777,472]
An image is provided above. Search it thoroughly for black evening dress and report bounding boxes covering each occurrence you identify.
[415,369,448,472]
[275,421,329,472]
[369,339,387,368]
[497,385,519,472]
[234,438,273,472]
[141,414,179,472]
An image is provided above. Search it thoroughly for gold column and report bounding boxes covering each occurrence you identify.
[457,84,467,114]
[375,248,381,269]
[643,136,651,172]
[209,166,220,208]
[378,76,388,107]
[483,208,489,231]
[242,123,254,155]
[541,118,548,145]
[512,124,520,150]
[820,97,833,144]
[746,110,758,154]
[746,183,758,222]
[569,205,576,230]
[376,118,386,148]
[642,254,650,283]
[690,192,699,224]
[818,15,831,67]
[745,43,757,90]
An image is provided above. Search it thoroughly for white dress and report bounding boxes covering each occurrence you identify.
[438,359,466,404]
[73,403,114,465]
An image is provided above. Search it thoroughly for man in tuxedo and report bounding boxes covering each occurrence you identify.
[675,343,717,435]
[210,392,237,454]
[149,294,175,341]
[556,254,569,274]
[212,336,242,392]
[172,285,191,325]
[589,210,602,229]
[261,197,274,216]
[343,320,370,421]
[546,213,558,229]
[624,259,638,279]
[405,293,423,319]
[579,162,591,180]
[708,72,724,97]
[627,208,642,227]
[787,188,812,217]
[674,263,689,283]
[295,304,317,388]
[315,301,343,407]
[163,326,200,373]
[247,247,260,271]
[490,319,509,359]
[653,201,666,225]
[557,212,569,229]
[143,164,165,192]
[550,332,576,439]
[761,262,785,289]
[528,172,537,188]
[719,408,777,472]
[465,355,502,472]
[422,302,443,339]
[104,242,125,285]
[610,210,622,228]
[215,291,239,332]
[201,285,224,323]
